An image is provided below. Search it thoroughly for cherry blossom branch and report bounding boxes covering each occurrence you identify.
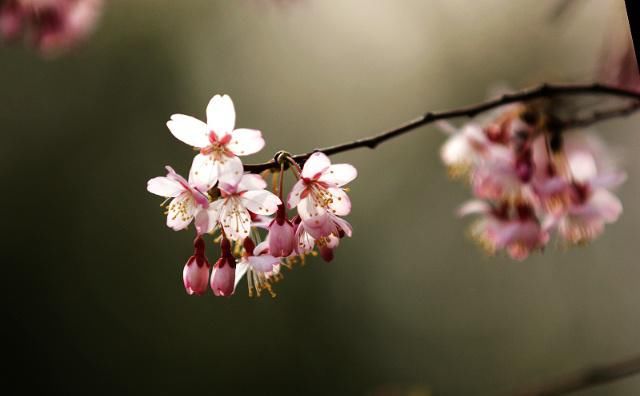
[245,83,640,173]
[514,353,640,396]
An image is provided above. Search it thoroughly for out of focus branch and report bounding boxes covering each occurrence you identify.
[244,83,640,173]
[514,354,640,396]
[562,100,640,129]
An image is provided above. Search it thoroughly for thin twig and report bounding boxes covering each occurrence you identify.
[562,100,640,129]
[245,83,640,173]
[514,354,640,396]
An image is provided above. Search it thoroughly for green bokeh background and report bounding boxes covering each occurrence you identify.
[2,1,639,395]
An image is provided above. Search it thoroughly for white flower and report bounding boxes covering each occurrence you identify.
[202,173,281,240]
[147,166,210,231]
[166,94,265,190]
[287,152,357,221]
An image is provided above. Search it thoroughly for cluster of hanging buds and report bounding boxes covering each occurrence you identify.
[147,94,357,297]
[0,0,102,55]
[440,103,626,260]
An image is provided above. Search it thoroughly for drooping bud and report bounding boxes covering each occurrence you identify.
[210,236,236,296]
[267,204,296,257]
[0,1,23,41]
[182,236,210,295]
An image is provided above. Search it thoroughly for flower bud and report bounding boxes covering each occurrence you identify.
[268,205,295,257]
[210,236,236,296]
[182,236,210,295]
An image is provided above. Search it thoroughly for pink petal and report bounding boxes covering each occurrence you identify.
[147,176,184,198]
[237,174,267,193]
[227,129,265,156]
[248,255,279,273]
[166,114,210,148]
[318,164,357,187]
[286,179,305,209]
[326,187,351,216]
[166,193,194,231]
[206,95,235,136]
[301,152,331,179]
[220,200,251,241]
[241,190,280,216]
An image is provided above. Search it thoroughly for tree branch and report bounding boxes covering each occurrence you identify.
[513,354,640,396]
[245,83,640,173]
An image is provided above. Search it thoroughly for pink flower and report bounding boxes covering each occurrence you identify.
[234,238,281,297]
[182,236,210,295]
[293,213,352,261]
[287,152,357,221]
[166,95,264,190]
[210,237,236,297]
[0,1,23,41]
[202,173,281,240]
[267,204,295,257]
[147,166,210,231]
[460,201,549,261]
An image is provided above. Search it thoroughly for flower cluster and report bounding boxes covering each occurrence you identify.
[0,0,102,55]
[441,104,626,260]
[147,95,357,297]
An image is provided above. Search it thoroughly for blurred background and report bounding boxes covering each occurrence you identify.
[2,0,639,395]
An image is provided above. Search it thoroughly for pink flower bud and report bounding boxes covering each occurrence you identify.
[182,236,210,295]
[210,237,236,296]
[267,204,295,257]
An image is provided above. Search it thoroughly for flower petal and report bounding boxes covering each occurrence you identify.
[237,174,267,193]
[166,193,195,231]
[227,129,265,156]
[327,187,351,216]
[297,196,326,221]
[166,114,210,148]
[286,179,306,209]
[248,255,279,273]
[240,190,281,215]
[220,199,251,240]
[233,261,250,289]
[206,94,235,136]
[147,176,184,197]
[301,152,331,179]
[318,164,357,187]
[217,155,244,186]
[189,154,218,192]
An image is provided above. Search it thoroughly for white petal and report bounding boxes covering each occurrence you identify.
[591,172,627,190]
[248,255,279,273]
[591,189,623,223]
[147,176,184,197]
[301,152,331,179]
[189,154,218,191]
[297,196,326,221]
[286,179,306,209]
[166,114,210,148]
[330,214,353,237]
[237,174,267,193]
[206,94,235,136]
[240,190,281,215]
[568,151,598,183]
[234,261,249,289]
[318,164,357,187]
[227,129,265,156]
[166,193,195,231]
[457,200,491,217]
[253,240,270,256]
[217,155,244,185]
[327,187,351,216]
[194,209,210,235]
[220,199,251,240]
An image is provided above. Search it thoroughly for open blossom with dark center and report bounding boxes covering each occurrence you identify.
[167,94,264,190]
[182,236,210,295]
[147,166,210,231]
[0,0,103,55]
[202,172,281,240]
[210,237,237,297]
[234,238,281,297]
[287,152,357,221]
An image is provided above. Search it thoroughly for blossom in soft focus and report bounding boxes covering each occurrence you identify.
[182,236,210,295]
[0,0,103,56]
[444,103,626,259]
[203,172,281,240]
[167,95,264,190]
[147,166,210,232]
